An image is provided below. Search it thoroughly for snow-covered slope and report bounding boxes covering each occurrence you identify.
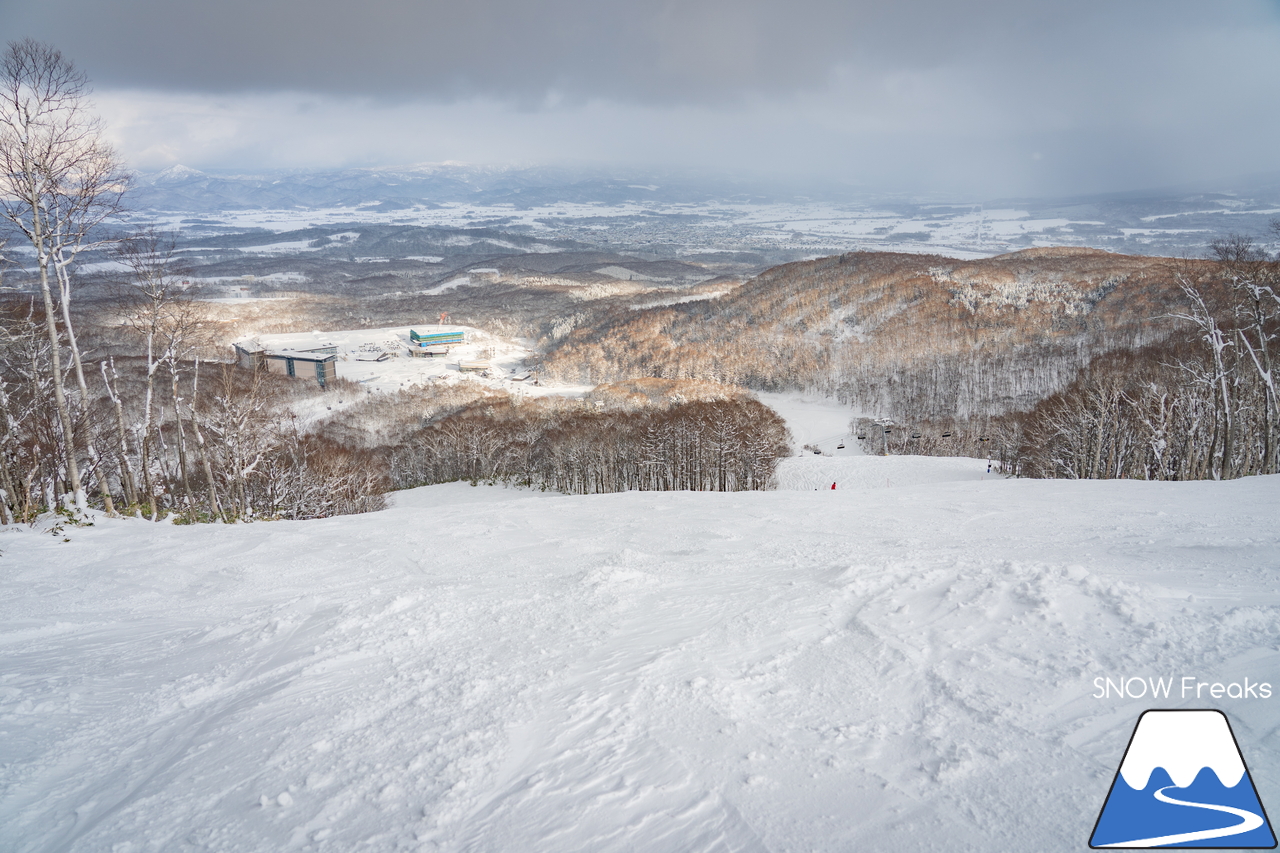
[2,465,1279,852]
[753,392,863,456]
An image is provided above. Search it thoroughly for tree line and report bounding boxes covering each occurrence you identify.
[863,231,1280,483]
[1012,233,1280,481]
[537,247,1201,420]
[0,296,389,523]
[389,394,791,495]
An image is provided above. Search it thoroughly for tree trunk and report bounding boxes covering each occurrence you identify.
[101,359,139,507]
[36,244,84,511]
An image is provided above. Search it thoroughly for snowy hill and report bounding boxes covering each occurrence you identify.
[2,463,1279,852]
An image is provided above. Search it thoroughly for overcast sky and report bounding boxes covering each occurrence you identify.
[5,0,1280,197]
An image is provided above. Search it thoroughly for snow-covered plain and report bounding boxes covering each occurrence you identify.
[3,456,1280,852]
[123,200,1140,261]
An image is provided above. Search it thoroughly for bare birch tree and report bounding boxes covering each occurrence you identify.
[0,39,128,512]
[1172,276,1236,479]
[1210,235,1280,474]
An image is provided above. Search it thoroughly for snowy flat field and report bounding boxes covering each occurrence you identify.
[245,325,590,398]
[128,201,1108,260]
[3,460,1280,852]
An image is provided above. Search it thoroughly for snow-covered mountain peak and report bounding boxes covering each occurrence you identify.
[150,164,207,183]
[1118,710,1247,790]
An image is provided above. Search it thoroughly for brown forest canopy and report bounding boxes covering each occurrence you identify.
[540,248,1218,419]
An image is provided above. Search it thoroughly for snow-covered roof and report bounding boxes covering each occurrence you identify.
[262,349,335,362]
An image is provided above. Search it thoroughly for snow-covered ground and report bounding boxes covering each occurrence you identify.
[243,325,590,398]
[128,200,1120,260]
[3,460,1279,852]
[775,454,994,491]
[754,392,862,456]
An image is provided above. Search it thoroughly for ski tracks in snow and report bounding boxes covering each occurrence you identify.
[2,477,1280,851]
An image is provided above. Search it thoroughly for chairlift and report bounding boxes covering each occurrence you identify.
[856,433,867,440]
[941,431,952,438]
[910,432,921,439]
[813,448,822,455]
[837,442,845,449]
[883,428,892,434]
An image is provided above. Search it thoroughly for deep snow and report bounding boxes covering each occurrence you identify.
[2,460,1280,852]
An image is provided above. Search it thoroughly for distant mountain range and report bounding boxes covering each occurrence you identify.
[130,163,791,211]
[131,162,1280,214]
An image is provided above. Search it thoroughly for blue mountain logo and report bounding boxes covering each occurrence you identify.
[1091,709,1276,848]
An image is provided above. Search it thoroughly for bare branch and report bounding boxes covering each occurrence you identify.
[0,39,129,512]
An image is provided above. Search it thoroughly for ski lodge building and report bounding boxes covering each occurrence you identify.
[408,328,466,357]
[234,339,338,388]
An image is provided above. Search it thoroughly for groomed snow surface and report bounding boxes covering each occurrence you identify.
[3,458,1280,852]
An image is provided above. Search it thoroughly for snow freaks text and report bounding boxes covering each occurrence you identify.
[1093,676,1273,700]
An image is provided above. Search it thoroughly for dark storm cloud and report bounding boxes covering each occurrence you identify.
[5,0,1280,195]
[4,0,1268,103]
[13,0,859,100]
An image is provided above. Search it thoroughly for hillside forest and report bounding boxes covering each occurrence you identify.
[541,236,1280,484]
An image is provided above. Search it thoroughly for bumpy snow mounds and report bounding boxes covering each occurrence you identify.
[2,467,1280,852]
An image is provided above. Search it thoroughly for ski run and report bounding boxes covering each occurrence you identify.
[2,453,1279,852]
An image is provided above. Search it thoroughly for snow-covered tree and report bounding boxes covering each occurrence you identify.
[0,39,128,512]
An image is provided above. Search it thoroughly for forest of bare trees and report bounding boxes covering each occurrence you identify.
[0,38,127,514]
[855,230,1280,483]
[0,293,390,523]
[538,248,1206,419]
[0,41,389,522]
[1009,230,1280,481]
[388,391,791,495]
[2,265,793,522]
